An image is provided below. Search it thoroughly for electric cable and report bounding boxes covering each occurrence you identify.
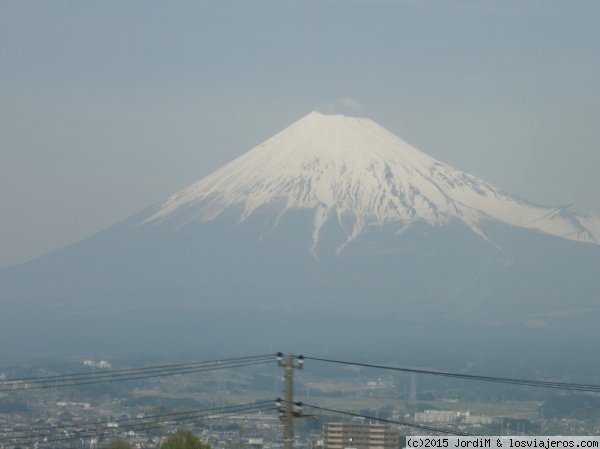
[1,354,272,385]
[0,400,273,437]
[1,355,273,392]
[301,401,477,436]
[303,356,600,393]
[0,401,276,446]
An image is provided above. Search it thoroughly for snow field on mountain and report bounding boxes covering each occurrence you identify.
[144,112,600,247]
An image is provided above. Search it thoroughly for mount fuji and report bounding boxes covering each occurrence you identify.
[143,112,599,251]
[2,112,600,367]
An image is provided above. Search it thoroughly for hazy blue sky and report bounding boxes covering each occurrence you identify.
[1,1,599,268]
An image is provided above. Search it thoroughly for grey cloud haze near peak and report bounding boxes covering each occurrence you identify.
[339,97,362,109]
[1,0,600,269]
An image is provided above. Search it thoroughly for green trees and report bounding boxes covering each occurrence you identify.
[161,430,210,449]
[104,430,209,449]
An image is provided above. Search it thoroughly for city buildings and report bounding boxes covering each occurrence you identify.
[323,422,400,449]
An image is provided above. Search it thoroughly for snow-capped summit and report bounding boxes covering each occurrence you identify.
[143,112,600,251]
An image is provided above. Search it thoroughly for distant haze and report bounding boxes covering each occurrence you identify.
[1,1,600,269]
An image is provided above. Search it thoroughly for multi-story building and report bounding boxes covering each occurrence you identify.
[323,422,400,449]
[414,410,467,423]
[414,410,493,426]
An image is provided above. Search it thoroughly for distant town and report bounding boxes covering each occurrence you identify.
[1,354,599,449]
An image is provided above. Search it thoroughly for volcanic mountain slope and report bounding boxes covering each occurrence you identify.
[141,112,600,257]
[2,112,600,361]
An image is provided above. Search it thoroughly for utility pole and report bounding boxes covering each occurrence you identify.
[283,354,296,449]
[276,353,315,449]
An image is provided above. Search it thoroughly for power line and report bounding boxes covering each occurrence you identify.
[0,354,275,446]
[2,354,272,384]
[7,405,276,447]
[1,355,273,392]
[10,358,271,391]
[3,402,274,443]
[1,401,276,446]
[303,355,600,393]
[0,400,273,438]
[300,401,477,436]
